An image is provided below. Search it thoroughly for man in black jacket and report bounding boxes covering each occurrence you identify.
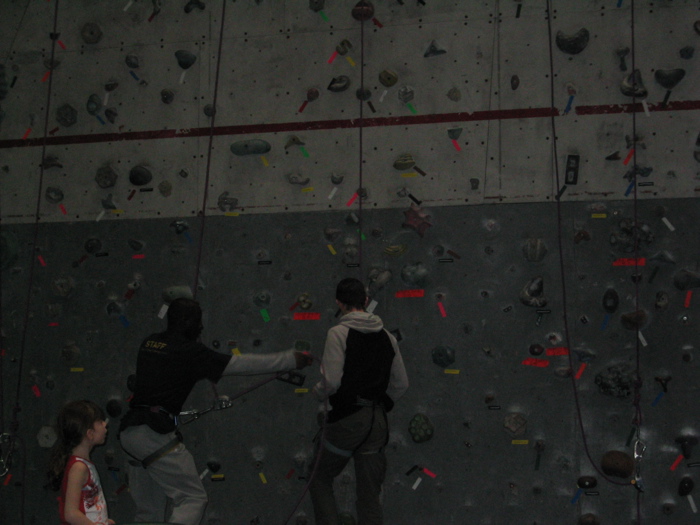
[119,297,310,525]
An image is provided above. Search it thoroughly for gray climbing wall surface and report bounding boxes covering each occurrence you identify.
[1,1,700,524]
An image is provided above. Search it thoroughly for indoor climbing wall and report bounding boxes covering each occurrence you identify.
[1,1,699,525]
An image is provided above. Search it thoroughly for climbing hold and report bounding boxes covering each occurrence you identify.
[398,85,414,103]
[175,50,197,70]
[384,244,407,257]
[528,344,545,356]
[620,309,647,330]
[577,476,597,489]
[306,88,320,102]
[336,39,352,55]
[601,450,634,478]
[351,1,374,21]
[285,136,305,149]
[356,87,372,101]
[620,69,647,98]
[408,413,434,443]
[615,47,630,71]
[379,69,398,87]
[431,346,455,368]
[105,399,122,418]
[37,426,58,448]
[519,277,547,307]
[393,153,415,171]
[170,220,189,234]
[56,103,77,127]
[654,68,686,90]
[401,262,429,286]
[84,238,102,254]
[367,268,392,295]
[680,46,694,60]
[309,0,325,12]
[105,108,118,124]
[203,104,216,117]
[184,0,205,13]
[446,87,461,101]
[254,291,271,308]
[503,413,527,436]
[297,292,313,309]
[327,75,351,92]
[230,139,271,156]
[128,239,145,251]
[673,269,700,290]
[158,180,172,197]
[105,80,119,92]
[679,477,695,496]
[510,75,520,90]
[330,173,344,185]
[470,178,480,190]
[161,89,175,104]
[101,194,117,210]
[129,165,153,186]
[578,514,601,525]
[81,22,103,44]
[51,276,75,297]
[217,191,238,212]
[655,291,669,310]
[95,165,118,189]
[41,155,62,169]
[555,28,590,55]
[287,172,310,185]
[45,187,64,204]
[447,128,462,140]
[125,54,140,68]
[595,365,634,398]
[86,94,102,115]
[402,206,432,237]
[324,228,342,242]
[522,239,547,262]
[424,40,446,57]
[649,250,676,264]
[162,285,194,303]
[602,289,619,313]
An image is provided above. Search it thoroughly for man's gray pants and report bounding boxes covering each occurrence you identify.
[120,425,207,525]
[309,405,388,525]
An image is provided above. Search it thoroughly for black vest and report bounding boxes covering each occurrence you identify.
[328,328,395,422]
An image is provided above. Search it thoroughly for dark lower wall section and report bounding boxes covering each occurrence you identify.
[1,199,699,524]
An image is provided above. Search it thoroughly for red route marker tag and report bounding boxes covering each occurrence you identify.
[346,192,358,206]
[48,322,59,327]
[437,302,447,317]
[395,289,425,298]
[372,17,383,28]
[670,453,685,471]
[58,40,66,50]
[32,384,41,397]
[328,50,338,64]
[59,204,67,215]
[612,257,646,267]
[22,128,32,140]
[115,483,128,495]
[293,312,321,321]
[124,289,135,300]
[41,71,51,82]
[285,469,295,479]
[298,100,308,113]
[127,189,136,201]
[421,467,437,478]
[522,358,549,368]
[3,474,12,486]
[546,347,569,356]
[575,363,587,379]
[37,255,47,266]
[132,254,145,260]
[289,302,299,311]
[451,139,461,151]
[49,127,59,135]
[685,291,693,308]
[623,148,635,166]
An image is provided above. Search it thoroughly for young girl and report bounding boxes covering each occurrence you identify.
[47,400,115,525]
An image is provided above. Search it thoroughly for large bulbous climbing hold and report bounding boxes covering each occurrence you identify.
[620,309,647,330]
[673,269,700,291]
[56,104,77,127]
[230,139,271,156]
[129,165,153,186]
[654,68,686,90]
[620,69,647,98]
[408,413,433,443]
[601,450,634,478]
[81,22,103,44]
[175,50,197,70]
[602,288,619,313]
[95,165,118,188]
[519,277,547,307]
[125,54,140,68]
[523,238,547,262]
[555,28,590,55]
[431,346,455,368]
[351,1,374,21]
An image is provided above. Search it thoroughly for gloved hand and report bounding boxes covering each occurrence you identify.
[294,351,314,369]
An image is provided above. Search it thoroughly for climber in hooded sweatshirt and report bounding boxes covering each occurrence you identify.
[310,277,409,525]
